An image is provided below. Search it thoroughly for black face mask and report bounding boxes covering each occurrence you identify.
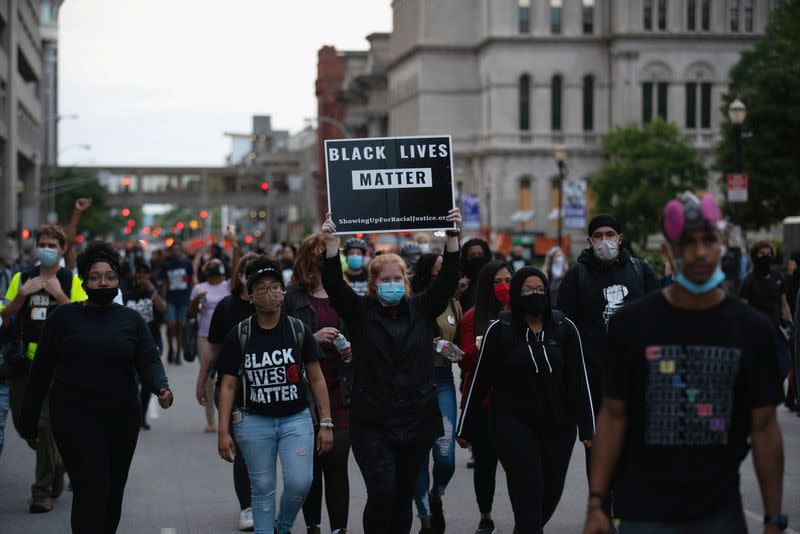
[520,294,547,317]
[754,255,772,276]
[86,287,117,306]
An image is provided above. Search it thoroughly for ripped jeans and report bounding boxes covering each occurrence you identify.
[414,367,457,519]
[233,408,314,534]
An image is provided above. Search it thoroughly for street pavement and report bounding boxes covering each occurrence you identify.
[1,359,798,534]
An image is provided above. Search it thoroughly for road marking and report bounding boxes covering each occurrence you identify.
[744,509,799,534]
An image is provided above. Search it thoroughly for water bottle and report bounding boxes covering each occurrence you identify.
[435,339,463,362]
[333,333,352,363]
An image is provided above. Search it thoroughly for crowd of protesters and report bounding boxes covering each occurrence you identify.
[0,193,795,534]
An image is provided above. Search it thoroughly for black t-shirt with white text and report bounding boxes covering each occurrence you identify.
[207,294,255,346]
[605,292,783,522]
[345,269,368,296]
[216,314,320,417]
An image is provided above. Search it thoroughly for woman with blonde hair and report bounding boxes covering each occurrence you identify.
[320,208,462,534]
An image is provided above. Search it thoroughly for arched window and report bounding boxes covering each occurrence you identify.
[640,63,672,123]
[684,63,715,129]
[519,75,531,131]
[551,75,563,131]
[583,75,595,131]
[519,0,531,33]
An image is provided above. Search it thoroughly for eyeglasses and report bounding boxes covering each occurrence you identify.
[86,273,119,284]
[252,284,284,296]
[520,286,546,296]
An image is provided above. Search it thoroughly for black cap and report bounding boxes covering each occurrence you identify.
[246,267,283,294]
[588,214,621,236]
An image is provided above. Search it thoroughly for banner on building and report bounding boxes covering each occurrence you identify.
[325,135,456,234]
[462,194,481,232]
[562,179,588,230]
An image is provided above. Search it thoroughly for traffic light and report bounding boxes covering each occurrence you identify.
[260,181,270,195]
[199,210,208,219]
[121,208,130,217]
[176,221,185,231]
[121,177,131,193]
[21,228,31,240]
[127,219,136,228]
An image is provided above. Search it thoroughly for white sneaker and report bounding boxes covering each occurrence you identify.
[238,507,254,531]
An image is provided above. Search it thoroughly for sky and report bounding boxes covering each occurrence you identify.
[58,0,392,166]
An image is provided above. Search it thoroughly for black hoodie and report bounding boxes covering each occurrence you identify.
[457,267,595,442]
[556,246,659,399]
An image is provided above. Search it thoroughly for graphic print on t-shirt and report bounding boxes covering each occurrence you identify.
[244,346,303,404]
[644,344,742,446]
[29,293,52,321]
[602,284,629,329]
[126,298,155,323]
[167,268,189,291]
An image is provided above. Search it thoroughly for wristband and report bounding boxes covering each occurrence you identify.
[764,514,788,530]
[319,422,334,429]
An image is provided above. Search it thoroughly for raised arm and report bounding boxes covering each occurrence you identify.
[320,214,360,321]
[417,208,462,318]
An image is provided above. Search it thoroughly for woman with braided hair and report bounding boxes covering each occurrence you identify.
[21,240,173,533]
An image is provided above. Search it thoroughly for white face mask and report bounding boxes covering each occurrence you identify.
[418,243,431,253]
[551,256,565,278]
[592,239,619,263]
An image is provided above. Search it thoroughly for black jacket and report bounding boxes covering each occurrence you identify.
[457,310,595,442]
[556,247,659,398]
[282,284,353,406]
[321,250,460,442]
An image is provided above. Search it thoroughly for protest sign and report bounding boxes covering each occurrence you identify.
[325,135,456,234]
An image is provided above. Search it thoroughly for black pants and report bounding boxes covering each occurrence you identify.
[471,407,500,514]
[214,383,251,510]
[351,423,434,534]
[490,411,576,534]
[303,427,351,530]
[50,385,141,534]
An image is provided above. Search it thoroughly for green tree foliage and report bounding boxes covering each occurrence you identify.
[589,119,707,248]
[715,0,800,229]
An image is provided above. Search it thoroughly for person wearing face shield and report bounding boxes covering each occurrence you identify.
[0,224,87,514]
[457,266,594,534]
[584,193,786,534]
[320,208,462,534]
[543,247,568,305]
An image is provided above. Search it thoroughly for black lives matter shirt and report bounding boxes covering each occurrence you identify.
[345,270,368,296]
[216,314,320,417]
[605,292,783,522]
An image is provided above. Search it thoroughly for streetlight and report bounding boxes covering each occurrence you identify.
[728,99,746,173]
[305,116,353,138]
[554,146,567,247]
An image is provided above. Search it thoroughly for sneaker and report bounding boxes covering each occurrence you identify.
[29,496,53,513]
[429,496,445,533]
[238,507,254,531]
[475,517,495,534]
[51,467,66,498]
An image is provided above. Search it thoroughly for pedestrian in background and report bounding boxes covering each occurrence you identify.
[411,252,462,534]
[320,209,462,534]
[284,233,353,534]
[21,240,173,533]
[160,242,194,364]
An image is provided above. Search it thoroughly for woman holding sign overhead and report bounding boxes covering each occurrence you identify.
[320,208,462,534]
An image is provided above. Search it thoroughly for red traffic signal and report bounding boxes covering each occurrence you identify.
[127,219,136,228]
[199,210,208,219]
[244,235,254,245]
[176,221,185,231]
[121,177,131,193]
[260,181,270,194]
[21,228,31,240]
[121,208,131,217]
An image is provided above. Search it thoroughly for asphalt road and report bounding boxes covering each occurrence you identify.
[1,360,798,534]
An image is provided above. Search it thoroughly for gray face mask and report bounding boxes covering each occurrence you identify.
[592,239,619,262]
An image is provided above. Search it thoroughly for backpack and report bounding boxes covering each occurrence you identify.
[236,315,319,425]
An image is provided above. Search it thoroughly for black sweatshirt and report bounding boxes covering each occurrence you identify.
[21,302,169,437]
[321,250,459,442]
[457,310,595,442]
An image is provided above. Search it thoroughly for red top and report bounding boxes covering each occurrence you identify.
[309,295,349,429]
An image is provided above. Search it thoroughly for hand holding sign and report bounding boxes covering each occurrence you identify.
[322,213,340,259]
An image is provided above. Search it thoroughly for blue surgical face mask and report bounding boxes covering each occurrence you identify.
[376,282,406,305]
[37,247,59,267]
[674,268,725,295]
[347,254,363,271]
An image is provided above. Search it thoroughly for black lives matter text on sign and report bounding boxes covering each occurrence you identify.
[325,135,456,234]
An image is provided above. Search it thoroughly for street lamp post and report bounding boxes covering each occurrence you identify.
[728,99,746,225]
[554,146,567,247]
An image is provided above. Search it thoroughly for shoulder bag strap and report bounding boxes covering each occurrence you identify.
[237,316,252,409]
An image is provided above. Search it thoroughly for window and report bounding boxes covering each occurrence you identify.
[41,2,52,23]
[685,82,712,129]
[658,0,667,30]
[730,0,739,31]
[551,75,563,131]
[551,0,563,34]
[583,75,595,131]
[519,178,533,229]
[686,83,697,128]
[688,0,696,30]
[744,0,753,31]
[582,0,595,34]
[519,0,531,34]
[643,82,668,123]
[701,0,711,30]
[644,0,653,30]
[700,82,711,128]
[519,75,531,131]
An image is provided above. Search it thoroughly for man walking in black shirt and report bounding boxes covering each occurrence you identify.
[584,193,786,533]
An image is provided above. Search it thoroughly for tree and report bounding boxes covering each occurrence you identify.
[51,168,123,238]
[589,119,707,249]
[715,0,800,230]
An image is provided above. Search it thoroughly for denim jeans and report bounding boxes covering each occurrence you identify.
[0,381,8,456]
[233,408,314,534]
[414,367,457,519]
